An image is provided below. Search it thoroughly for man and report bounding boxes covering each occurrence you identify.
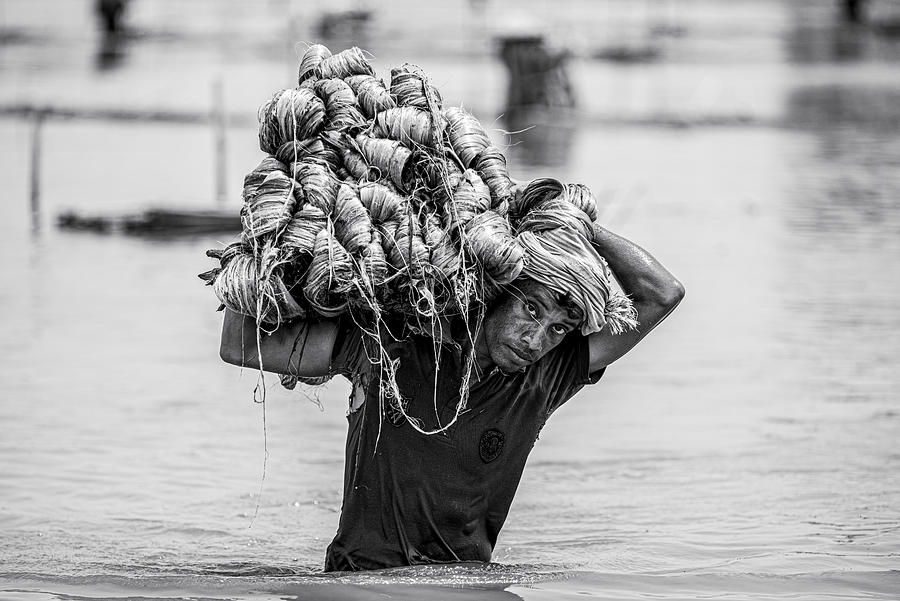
[220,208,683,571]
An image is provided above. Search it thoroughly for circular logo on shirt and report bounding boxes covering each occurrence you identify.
[479,428,505,463]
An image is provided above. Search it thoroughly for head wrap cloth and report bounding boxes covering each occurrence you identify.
[513,178,639,336]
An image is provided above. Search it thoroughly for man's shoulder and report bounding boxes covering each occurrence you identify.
[531,334,605,414]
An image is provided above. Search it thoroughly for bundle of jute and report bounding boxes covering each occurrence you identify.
[200,43,636,433]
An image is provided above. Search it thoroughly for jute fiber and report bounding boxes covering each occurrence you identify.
[200,44,636,433]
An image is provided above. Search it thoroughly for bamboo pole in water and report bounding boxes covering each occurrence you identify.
[212,76,227,206]
[29,110,45,234]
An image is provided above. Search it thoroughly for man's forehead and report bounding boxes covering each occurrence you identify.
[517,279,553,300]
[510,279,550,300]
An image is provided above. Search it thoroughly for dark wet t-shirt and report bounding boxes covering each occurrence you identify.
[323,320,604,572]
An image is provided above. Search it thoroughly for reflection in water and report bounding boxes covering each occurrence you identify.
[96,31,129,70]
[777,77,900,425]
[502,106,577,168]
[783,7,900,242]
[785,1,900,63]
[784,85,900,236]
[786,85,900,131]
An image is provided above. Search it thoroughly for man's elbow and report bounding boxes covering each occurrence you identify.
[648,277,685,313]
[664,278,685,309]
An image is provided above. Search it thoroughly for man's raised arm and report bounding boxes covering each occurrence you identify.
[219,309,339,377]
[587,225,685,372]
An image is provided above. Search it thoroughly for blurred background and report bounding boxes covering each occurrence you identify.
[1,1,899,600]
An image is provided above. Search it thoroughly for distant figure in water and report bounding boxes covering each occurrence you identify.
[95,0,128,34]
[94,0,130,70]
[843,0,864,23]
[220,181,684,571]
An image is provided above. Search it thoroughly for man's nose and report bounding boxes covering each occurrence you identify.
[522,322,546,353]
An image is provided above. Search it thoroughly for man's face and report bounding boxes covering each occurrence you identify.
[481,280,582,373]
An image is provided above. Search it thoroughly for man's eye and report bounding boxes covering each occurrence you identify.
[552,324,568,336]
[525,302,538,317]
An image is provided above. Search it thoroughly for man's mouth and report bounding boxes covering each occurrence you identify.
[507,345,535,364]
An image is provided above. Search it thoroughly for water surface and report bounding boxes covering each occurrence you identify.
[1,1,899,599]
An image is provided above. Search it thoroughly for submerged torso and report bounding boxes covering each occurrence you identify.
[324,324,598,571]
